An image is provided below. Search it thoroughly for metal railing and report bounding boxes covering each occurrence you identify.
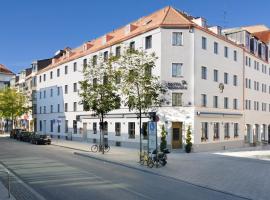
[0,170,10,198]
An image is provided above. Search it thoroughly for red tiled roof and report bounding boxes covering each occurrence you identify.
[252,30,270,43]
[37,6,194,74]
[0,64,14,75]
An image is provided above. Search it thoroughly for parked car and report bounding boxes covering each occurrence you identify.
[10,129,22,139]
[16,131,24,141]
[31,134,51,145]
[21,132,34,142]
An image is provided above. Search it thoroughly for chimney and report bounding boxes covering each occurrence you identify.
[124,24,137,35]
[83,42,93,51]
[192,17,207,28]
[209,26,222,35]
[102,34,113,45]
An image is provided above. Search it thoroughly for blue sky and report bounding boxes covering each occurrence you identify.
[1,0,270,73]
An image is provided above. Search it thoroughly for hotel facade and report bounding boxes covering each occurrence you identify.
[35,6,270,152]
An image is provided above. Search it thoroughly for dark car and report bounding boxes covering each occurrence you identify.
[31,134,51,145]
[16,131,24,141]
[21,132,34,142]
[10,129,22,139]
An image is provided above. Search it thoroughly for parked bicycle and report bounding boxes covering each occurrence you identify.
[147,149,170,168]
[139,151,153,167]
[91,144,110,153]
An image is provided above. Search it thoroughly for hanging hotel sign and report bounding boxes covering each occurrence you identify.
[165,80,188,90]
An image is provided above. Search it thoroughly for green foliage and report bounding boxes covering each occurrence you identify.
[160,125,167,152]
[116,49,166,115]
[79,54,121,119]
[0,87,29,129]
[185,125,192,153]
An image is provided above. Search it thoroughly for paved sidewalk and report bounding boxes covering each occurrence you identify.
[52,139,270,200]
[0,182,15,200]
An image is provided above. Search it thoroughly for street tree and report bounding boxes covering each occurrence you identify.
[79,54,121,154]
[0,87,29,131]
[117,48,166,156]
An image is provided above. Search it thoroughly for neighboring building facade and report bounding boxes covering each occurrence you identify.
[0,64,14,132]
[35,6,270,152]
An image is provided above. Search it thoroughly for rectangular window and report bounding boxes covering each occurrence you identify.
[43,74,46,81]
[234,123,238,137]
[57,87,60,96]
[50,120,54,132]
[224,46,228,58]
[57,68,60,77]
[213,69,218,82]
[201,122,208,141]
[83,58,87,67]
[115,46,121,57]
[73,102,77,111]
[43,106,46,114]
[57,104,60,112]
[65,120,68,133]
[145,35,152,49]
[224,97,229,109]
[50,71,53,79]
[115,122,121,136]
[129,41,135,50]
[224,72,228,84]
[142,122,148,139]
[172,93,182,106]
[73,83,77,92]
[65,103,68,112]
[224,123,230,138]
[39,106,42,114]
[213,96,218,108]
[65,85,68,94]
[201,66,207,79]
[213,122,219,139]
[233,98,238,109]
[65,65,68,74]
[50,105,53,113]
[92,55,97,65]
[39,91,42,99]
[128,122,135,139]
[50,88,53,97]
[234,50,237,61]
[172,63,183,77]
[58,121,61,133]
[39,75,42,83]
[73,62,77,72]
[93,122,97,134]
[43,90,46,98]
[172,32,183,46]
[39,120,42,131]
[104,51,108,61]
[202,37,207,50]
[233,75,237,86]
[201,94,207,107]
[214,42,218,54]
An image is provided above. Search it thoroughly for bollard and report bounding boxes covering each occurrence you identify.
[7,171,10,198]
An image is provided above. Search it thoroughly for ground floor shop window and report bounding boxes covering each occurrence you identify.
[115,122,121,136]
[213,122,219,140]
[73,120,77,134]
[201,122,208,141]
[224,123,230,139]
[93,122,97,134]
[128,122,135,139]
[234,123,239,138]
[142,122,148,139]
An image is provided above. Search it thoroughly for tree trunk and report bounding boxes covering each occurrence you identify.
[139,108,142,159]
[101,113,104,154]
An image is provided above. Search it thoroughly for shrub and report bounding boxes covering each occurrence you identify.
[185,125,192,153]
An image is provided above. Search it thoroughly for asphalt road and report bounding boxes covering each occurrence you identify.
[0,137,248,200]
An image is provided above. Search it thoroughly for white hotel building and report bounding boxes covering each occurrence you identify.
[36,6,270,152]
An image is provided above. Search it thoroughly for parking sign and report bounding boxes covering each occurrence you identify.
[148,121,157,153]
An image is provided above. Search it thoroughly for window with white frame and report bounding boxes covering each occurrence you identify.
[172,93,182,106]
[213,96,218,108]
[172,32,183,46]
[213,69,218,82]
[224,46,228,58]
[202,37,207,50]
[201,66,207,79]
[201,122,208,141]
[213,122,219,139]
[172,63,183,77]
[214,42,218,54]
[128,122,135,139]
[224,123,230,138]
[201,94,207,107]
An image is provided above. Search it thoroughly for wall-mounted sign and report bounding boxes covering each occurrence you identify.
[165,80,188,90]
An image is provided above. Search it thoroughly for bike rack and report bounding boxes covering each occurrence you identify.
[0,170,10,198]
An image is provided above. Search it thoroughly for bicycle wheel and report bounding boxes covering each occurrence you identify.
[140,154,145,165]
[91,145,98,152]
